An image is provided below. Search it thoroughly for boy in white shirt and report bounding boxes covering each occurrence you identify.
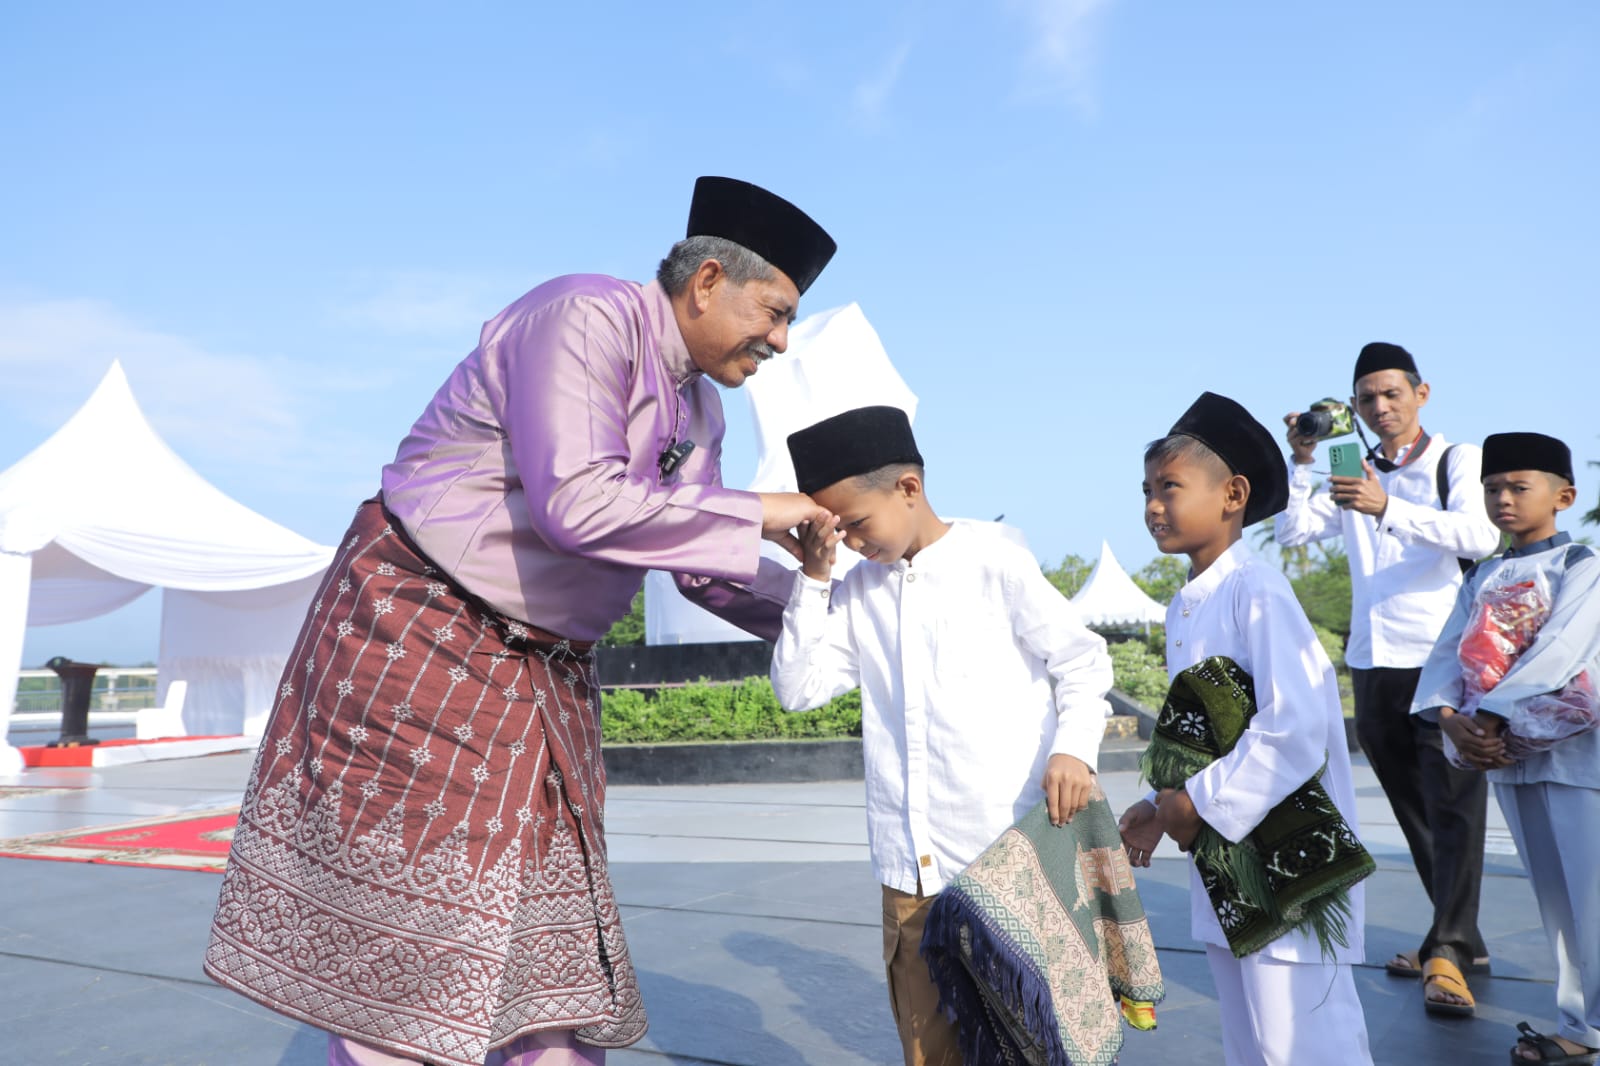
[1119,392,1374,1066]
[770,405,1113,1066]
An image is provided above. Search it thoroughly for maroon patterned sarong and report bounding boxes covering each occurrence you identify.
[205,499,645,1066]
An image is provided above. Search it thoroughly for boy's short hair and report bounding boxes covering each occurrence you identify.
[1143,434,1231,480]
[852,462,925,492]
[787,406,923,495]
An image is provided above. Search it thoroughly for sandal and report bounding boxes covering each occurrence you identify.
[1510,1021,1600,1064]
[1385,949,1492,978]
[1422,956,1475,1017]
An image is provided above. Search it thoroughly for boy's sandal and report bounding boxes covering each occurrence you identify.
[1386,949,1492,978]
[1422,956,1475,1017]
[1510,1022,1600,1064]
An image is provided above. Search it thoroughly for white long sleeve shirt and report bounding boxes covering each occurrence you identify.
[1167,539,1366,963]
[1274,434,1501,669]
[769,519,1112,895]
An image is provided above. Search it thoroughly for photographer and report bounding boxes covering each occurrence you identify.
[1276,342,1500,1018]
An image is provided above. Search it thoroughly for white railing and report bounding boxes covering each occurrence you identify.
[11,667,160,715]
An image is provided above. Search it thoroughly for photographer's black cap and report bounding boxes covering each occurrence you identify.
[1353,342,1418,387]
[1482,432,1575,485]
[687,177,837,295]
[788,405,923,495]
[1169,392,1290,526]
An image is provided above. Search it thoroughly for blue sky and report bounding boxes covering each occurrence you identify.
[4,1,1597,664]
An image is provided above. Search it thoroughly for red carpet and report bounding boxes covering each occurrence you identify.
[0,807,238,872]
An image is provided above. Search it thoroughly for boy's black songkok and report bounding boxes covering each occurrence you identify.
[1169,392,1290,526]
[788,405,923,495]
[687,176,837,295]
[1352,341,1419,386]
[1482,432,1575,485]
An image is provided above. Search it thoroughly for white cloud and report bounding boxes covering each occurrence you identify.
[329,270,529,340]
[853,41,914,129]
[0,298,298,449]
[1008,0,1115,115]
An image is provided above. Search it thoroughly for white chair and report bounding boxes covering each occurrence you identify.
[135,680,188,740]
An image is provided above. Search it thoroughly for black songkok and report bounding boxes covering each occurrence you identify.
[1168,392,1290,526]
[687,176,837,295]
[1482,432,1575,484]
[1352,342,1419,387]
[788,406,923,495]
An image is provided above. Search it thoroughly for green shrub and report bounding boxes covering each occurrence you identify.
[1108,639,1169,709]
[601,677,862,743]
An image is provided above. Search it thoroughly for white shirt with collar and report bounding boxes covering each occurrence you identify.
[1167,538,1366,963]
[1274,433,1501,670]
[770,519,1112,895]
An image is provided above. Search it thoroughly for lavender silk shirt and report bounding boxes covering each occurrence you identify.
[381,274,791,642]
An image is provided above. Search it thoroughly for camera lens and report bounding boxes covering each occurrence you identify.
[1295,410,1332,439]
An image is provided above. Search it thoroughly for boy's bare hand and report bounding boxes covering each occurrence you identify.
[1154,787,1203,852]
[797,507,843,583]
[1118,799,1161,867]
[1441,708,1512,769]
[1042,754,1093,827]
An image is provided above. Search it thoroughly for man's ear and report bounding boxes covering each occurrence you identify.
[1414,381,1431,407]
[1224,474,1250,517]
[689,258,725,313]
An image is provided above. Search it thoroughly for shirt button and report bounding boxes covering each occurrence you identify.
[1175,639,1183,647]
[906,573,917,582]
[1182,608,1190,617]
[919,855,932,867]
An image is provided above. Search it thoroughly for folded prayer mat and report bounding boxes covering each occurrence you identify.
[1140,655,1375,959]
[920,784,1165,1066]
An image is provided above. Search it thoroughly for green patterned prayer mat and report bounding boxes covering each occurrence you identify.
[921,783,1165,1066]
[1140,655,1375,959]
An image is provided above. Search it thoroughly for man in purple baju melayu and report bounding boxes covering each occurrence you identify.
[204,178,836,1066]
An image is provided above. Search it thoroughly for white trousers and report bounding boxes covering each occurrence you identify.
[1497,780,1600,1049]
[1204,946,1373,1066]
[329,1030,606,1066]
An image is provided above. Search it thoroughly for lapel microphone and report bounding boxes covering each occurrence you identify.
[658,439,695,478]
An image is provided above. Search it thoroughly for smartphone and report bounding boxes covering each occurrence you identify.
[1328,442,1364,479]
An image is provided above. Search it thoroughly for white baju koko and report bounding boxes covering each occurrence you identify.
[1164,539,1372,1066]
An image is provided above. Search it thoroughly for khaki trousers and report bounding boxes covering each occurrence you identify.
[882,884,963,1066]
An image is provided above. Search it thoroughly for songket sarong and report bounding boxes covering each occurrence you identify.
[205,499,645,1066]
[1140,655,1375,959]
[920,782,1165,1066]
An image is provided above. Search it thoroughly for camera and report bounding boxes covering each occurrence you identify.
[1294,398,1355,441]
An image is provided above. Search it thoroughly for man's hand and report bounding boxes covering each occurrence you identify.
[1328,461,1388,517]
[1041,754,1093,827]
[1154,787,1203,852]
[758,492,820,563]
[796,508,842,583]
[1118,799,1162,867]
[1282,413,1318,466]
[1441,708,1512,770]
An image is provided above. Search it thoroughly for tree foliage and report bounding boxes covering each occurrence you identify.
[1041,553,1094,599]
[1290,550,1353,638]
[599,590,646,647]
[1132,556,1188,605]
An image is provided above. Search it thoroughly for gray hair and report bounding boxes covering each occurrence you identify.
[656,235,776,295]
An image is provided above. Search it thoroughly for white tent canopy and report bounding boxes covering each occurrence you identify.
[1070,541,1168,629]
[643,302,919,644]
[0,362,334,774]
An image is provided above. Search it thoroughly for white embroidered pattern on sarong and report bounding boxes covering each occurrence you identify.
[205,501,645,1066]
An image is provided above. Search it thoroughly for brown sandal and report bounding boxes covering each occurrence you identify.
[1423,956,1476,1017]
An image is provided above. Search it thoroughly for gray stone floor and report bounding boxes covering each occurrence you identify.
[0,748,1561,1065]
